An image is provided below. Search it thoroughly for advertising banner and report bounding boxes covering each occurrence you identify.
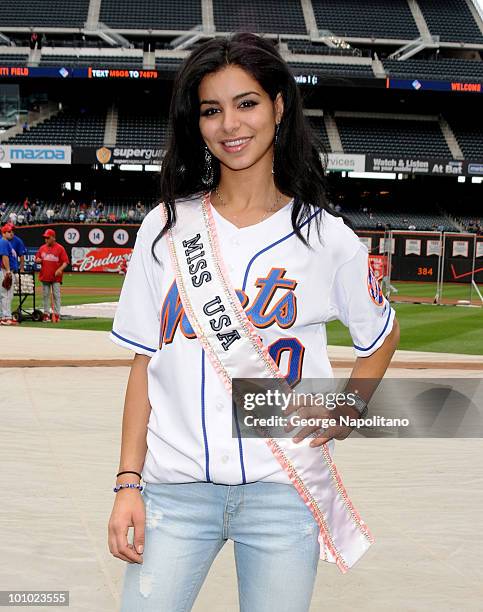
[70,247,132,273]
[73,146,162,165]
[369,255,387,280]
[327,153,365,173]
[366,155,467,176]
[0,144,71,164]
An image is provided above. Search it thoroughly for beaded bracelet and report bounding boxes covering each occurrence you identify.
[113,483,144,493]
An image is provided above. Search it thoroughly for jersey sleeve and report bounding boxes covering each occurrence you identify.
[327,243,395,358]
[109,227,161,357]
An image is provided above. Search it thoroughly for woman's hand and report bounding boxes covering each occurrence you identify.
[108,490,145,564]
[284,398,358,447]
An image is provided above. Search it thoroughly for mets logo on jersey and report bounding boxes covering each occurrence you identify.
[367,265,384,306]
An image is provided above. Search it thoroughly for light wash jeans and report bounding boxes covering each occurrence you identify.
[120,481,320,612]
[0,270,14,319]
[41,281,61,315]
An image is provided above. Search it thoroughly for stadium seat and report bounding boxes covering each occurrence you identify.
[417,0,483,45]
[213,0,307,35]
[99,0,202,30]
[384,58,483,83]
[0,0,89,28]
[311,0,420,39]
[336,116,452,158]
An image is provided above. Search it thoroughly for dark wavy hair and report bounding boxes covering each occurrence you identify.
[152,31,337,258]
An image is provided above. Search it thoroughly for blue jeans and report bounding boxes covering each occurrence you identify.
[120,481,320,611]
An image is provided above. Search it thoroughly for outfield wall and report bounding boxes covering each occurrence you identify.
[14,223,483,282]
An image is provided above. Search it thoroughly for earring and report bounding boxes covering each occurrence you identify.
[202,145,214,187]
[272,123,280,175]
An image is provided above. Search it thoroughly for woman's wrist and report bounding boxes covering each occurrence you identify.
[115,472,142,485]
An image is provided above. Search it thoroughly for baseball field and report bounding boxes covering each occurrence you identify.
[12,273,483,355]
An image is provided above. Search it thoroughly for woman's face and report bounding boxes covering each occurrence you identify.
[198,64,283,172]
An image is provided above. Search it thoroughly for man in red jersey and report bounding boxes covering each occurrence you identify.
[34,229,69,322]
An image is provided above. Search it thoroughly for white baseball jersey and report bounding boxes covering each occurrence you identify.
[110,195,395,485]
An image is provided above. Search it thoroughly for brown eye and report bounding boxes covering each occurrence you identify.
[240,100,257,108]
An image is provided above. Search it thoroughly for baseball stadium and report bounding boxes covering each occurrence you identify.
[0,1,482,610]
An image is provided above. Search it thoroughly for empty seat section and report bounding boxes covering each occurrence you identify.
[336,117,452,157]
[99,0,202,30]
[289,61,374,78]
[312,0,419,39]
[306,116,332,151]
[116,101,171,147]
[39,54,143,68]
[384,58,483,82]
[417,0,483,44]
[0,0,89,27]
[213,0,307,35]
[449,118,483,160]
[6,109,106,146]
[0,53,29,65]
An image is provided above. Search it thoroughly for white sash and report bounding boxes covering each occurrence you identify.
[163,193,374,573]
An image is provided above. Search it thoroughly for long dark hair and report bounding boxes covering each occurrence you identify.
[152,31,336,258]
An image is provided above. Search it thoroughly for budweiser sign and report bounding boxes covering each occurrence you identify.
[71,247,132,273]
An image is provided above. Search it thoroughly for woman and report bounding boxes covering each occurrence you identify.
[108,32,399,611]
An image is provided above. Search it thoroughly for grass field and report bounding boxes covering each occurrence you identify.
[12,272,123,311]
[392,281,482,302]
[61,273,124,289]
[12,274,483,355]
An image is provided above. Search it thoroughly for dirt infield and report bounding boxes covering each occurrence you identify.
[1,358,482,370]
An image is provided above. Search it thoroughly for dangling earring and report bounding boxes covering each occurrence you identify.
[202,145,214,187]
[272,123,280,175]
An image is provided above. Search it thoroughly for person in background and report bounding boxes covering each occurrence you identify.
[7,224,26,273]
[0,224,19,326]
[34,229,69,323]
